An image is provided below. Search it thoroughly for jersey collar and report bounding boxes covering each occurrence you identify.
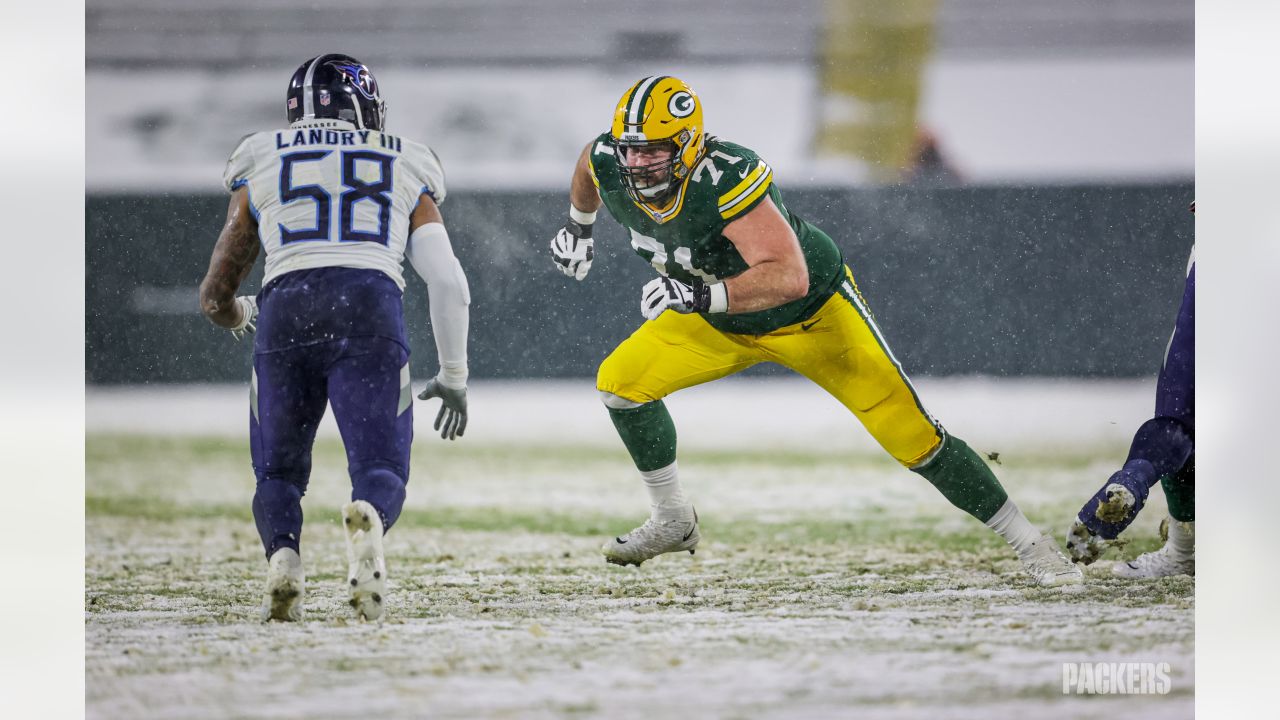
[288,118,359,130]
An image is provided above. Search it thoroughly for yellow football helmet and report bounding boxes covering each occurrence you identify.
[611,76,707,204]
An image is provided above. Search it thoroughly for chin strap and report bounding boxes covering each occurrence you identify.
[637,181,672,199]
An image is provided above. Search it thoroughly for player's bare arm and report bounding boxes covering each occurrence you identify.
[199,188,260,329]
[549,142,601,281]
[570,142,603,214]
[409,190,444,231]
[719,196,809,314]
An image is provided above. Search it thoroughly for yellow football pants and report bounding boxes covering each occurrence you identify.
[597,268,944,467]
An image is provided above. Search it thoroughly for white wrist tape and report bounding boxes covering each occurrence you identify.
[230,296,255,330]
[569,205,597,225]
[708,282,729,313]
[438,362,469,390]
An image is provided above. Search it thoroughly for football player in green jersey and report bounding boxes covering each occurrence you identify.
[550,76,1081,586]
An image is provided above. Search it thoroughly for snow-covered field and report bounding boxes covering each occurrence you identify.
[86,379,1193,718]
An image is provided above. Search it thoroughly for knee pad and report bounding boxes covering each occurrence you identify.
[600,391,644,410]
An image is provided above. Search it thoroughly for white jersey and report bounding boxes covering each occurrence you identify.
[223,118,447,290]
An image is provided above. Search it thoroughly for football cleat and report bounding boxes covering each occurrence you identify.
[1113,519,1195,578]
[1113,545,1195,578]
[1019,534,1084,586]
[602,509,700,567]
[261,547,305,622]
[1065,518,1112,566]
[342,500,387,621]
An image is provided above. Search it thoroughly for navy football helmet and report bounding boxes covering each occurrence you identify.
[286,54,386,130]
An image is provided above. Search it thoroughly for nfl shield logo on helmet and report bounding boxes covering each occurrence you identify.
[319,90,331,106]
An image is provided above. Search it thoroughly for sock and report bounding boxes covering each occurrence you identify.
[608,400,678,471]
[985,498,1042,556]
[1161,455,1195,521]
[911,435,1010,523]
[1166,516,1195,557]
[641,461,692,520]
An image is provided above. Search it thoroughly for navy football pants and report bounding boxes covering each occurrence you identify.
[1076,259,1196,535]
[1155,262,1194,429]
[1120,261,1195,482]
[250,336,413,558]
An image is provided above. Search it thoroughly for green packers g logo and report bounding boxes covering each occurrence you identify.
[668,91,695,118]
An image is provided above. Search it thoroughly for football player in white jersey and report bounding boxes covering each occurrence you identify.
[199,53,471,622]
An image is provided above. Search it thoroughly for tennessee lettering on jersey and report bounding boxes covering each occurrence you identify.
[222,119,446,290]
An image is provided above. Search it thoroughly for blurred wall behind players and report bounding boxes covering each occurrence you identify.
[85,0,1193,384]
[86,0,1192,192]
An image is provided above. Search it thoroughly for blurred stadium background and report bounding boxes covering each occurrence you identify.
[86,2,1195,718]
[86,0,1193,384]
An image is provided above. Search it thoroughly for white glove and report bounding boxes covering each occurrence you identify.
[229,295,257,341]
[640,276,708,320]
[550,219,594,281]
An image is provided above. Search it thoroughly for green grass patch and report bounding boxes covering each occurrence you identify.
[87,433,1107,473]
[87,492,1010,553]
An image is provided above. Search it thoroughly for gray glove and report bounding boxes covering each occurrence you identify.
[418,377,468,440]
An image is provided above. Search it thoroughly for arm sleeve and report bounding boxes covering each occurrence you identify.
[405,222,469,387]
[222,133,256,192]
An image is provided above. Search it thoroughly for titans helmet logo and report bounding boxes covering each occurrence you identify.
[668,91,695,118]
[331,62,379,100]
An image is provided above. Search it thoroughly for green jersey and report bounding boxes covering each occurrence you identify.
[589,133,844,335]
